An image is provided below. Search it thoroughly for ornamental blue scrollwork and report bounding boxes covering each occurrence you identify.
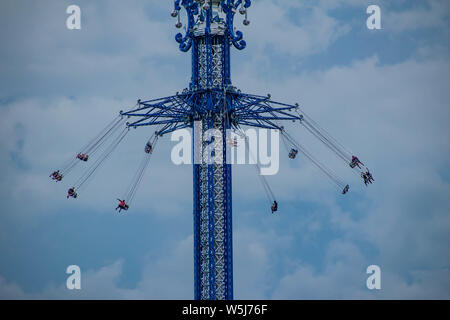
[173,0,199,52]
[172,0,252,51]
[221,0,251,50]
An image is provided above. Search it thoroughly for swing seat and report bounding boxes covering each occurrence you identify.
[68,189,77,199]
[271,201,278,213]
[289,149,298,159]
[342,184,349,195]
[77,153,89,162]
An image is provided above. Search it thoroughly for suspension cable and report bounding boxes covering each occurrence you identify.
[300,119,350,164]
[281,128,347,190]
[74,127,129,192]
[123,133,160,205]
[59,115,126,177]
[295,108,353,160]
[236,128,276,204]
[84,116,126,157]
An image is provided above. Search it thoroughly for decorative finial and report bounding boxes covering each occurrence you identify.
[171,0,252,52]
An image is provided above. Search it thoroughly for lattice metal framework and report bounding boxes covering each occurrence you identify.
[121,0,301,300]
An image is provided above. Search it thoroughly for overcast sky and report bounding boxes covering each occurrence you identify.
[0,0,449,299]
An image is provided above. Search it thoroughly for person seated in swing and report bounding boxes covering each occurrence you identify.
[77,153,89,162]
[50,170,63,181]
[116,199,129,212]
[361,172,369,186]
[342,184,350,195]
[145,142,153,154]
[67,187,77,199]
[289,149,298,159]
[271,200,278,214]
[366,169,374,184]
[350,155,364,169]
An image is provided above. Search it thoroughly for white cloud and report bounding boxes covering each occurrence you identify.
[244,1,351,57]
[0,276,25,299]
[1,0,450,300]
[384,0,450,33]
[0,235,193,299]
[234,55,450,299]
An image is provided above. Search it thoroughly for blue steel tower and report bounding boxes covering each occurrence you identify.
[122,0,300,300]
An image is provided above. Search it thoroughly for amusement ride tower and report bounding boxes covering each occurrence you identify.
[123,0,300,299]
[56,0,370,301]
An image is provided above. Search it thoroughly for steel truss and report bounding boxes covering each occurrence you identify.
[121,0,301,300]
